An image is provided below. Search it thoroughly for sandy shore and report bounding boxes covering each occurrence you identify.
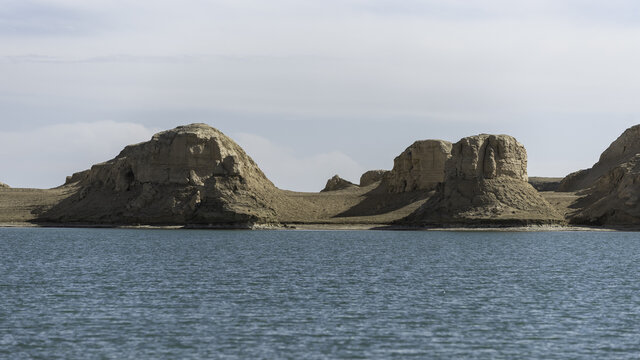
[0,221,626,232]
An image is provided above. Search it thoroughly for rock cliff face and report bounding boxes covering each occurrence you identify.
[39,124,278,226]
[563,124,640,226]
[403,134,562,226]
[559,124,640,191]
[321,175,356,192]
[446,135,528,182]
[384,140,452,193]
[570,155,640,225]
[0,182,9,188]
[359,170,388,187]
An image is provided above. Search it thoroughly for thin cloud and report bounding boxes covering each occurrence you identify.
[0,0,106,36]
[2,1,640,187]
[0,121,157,188]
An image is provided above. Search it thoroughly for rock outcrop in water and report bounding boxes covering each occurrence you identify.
[402,134,562,226]
[559,125,640,192]
[0,182,9,188]
[384,140,452,193]
[39,124,278,226]
[359,170,388,187]
[321,175,356,192]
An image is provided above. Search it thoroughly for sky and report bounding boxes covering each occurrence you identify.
[2,0,640,191]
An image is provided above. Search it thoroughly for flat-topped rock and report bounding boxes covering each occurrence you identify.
[384,140,452,193]
[402,134,562,226]
[39,123,278,226]
[446,134,528,182]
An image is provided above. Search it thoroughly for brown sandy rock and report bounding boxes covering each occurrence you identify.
[359,170,389,187]
[402,134,562,226]
[0,182,9,188]
[569,154,640,225]
[39,123,278,226]
[559,124,640,191]
[384,140,452,193]
[321,175,356,192]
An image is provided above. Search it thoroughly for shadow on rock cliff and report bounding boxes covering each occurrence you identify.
[333,182,431,218]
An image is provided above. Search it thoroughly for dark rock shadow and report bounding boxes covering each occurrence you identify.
[333,182,432,218]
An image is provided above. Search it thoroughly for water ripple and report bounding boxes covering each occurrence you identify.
[1,228,639,359]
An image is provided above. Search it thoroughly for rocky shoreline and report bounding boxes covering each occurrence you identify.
[2,123,639,230]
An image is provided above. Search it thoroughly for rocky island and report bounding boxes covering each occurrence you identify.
[1,122,639,230]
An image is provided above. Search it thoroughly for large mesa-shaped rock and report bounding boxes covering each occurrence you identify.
[384,140,452,193]
[39,123,278,226]
[559,124,640,191]
[359,170,388,187]
[402,134,562,226]
[321,175,356,192]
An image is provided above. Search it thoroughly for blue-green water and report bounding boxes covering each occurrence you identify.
[1,228,640,359]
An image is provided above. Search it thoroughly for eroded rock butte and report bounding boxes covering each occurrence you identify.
[402,134,562,226]
[384,140,452,193]
[40,124,278,226]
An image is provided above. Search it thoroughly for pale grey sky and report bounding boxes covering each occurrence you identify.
[2,0,640,191]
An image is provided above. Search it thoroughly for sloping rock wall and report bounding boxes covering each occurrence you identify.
[559,124,640,191]
[569,154,640,226]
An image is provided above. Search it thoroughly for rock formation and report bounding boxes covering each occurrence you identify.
[39,124,278,226]
[359,170,388,187]
[569,155,640,225]
[0,182,9,188]
[402,134,562,226]
[559,124,640,191]
[384,140,452,193]
[321,175,357,192]
[561,124,640,226]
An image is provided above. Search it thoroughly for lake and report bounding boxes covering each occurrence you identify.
[1,228,639,359]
